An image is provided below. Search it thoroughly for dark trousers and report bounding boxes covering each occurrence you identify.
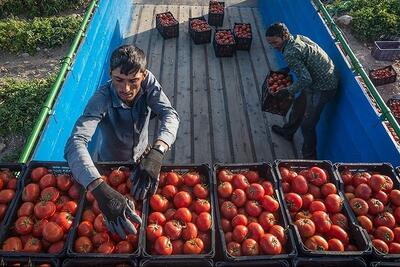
[282,90,337,159]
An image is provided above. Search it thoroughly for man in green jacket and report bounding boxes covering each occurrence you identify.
[266,22,338,159]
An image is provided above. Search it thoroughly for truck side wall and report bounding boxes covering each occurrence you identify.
[33,0,133,161]
[259,0,400,166]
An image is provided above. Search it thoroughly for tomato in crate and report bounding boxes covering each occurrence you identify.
[233,23,252,50]
[368,65,397,86]
[208,1,224,27]
[261,70,293,116]
[156,11,179,39]
[213,29,236,57]
[189,16,211,44]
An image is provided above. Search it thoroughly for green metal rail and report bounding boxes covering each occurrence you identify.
[313,0,400,139]
[18,0,98,163]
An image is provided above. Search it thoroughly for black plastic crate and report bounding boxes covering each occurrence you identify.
[213,29,236,57]
[368,65,397,86]
[370,261,400,267]
[261,69,293,116]
[274,160,371,257]
[208,1,224,27]
[233,23,252,50]
[189,16,212,45]
[333,163,400,260]
[0,256,59,267]
[0,161,83,258]
[386,95,400,124]
[293,257,367,267]
[66,162,143,258]
[371,41,400,61]
[156,11,179,39]
[141,164,216,259]
[140,259,213,267]
[213,163,297,261]
[62,258,136,267]
[215,260,290,267]
[0,164,25,228]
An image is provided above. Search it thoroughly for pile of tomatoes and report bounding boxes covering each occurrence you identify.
[74,167,140,254]
[341,168,400,254]
[388,99,400,120]
[0,169,18,222]
[146,170,212,255]
[1,166,81,253]
[157,12,178,27]
[190,19,210,32]
[215,30,235,46]
[234,24,251,39]
[370,67,396,80]
[209,1,224,14]
[280,165,358,252]
[268,72,292,94]
[217,168,287,256]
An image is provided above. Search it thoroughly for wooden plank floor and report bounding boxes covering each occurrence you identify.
[124,3,296,165]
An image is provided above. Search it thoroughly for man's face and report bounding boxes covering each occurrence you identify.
[266,36,286,51]
[110,67,146,106]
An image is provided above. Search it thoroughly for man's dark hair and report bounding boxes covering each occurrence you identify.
[110,45,147,75]
[265,23,290,38]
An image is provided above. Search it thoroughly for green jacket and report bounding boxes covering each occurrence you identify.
[283,35,338,95]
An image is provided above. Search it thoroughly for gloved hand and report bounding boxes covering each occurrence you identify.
[91,181,142,239]
[130,147,164,200]
[274,88,290,98]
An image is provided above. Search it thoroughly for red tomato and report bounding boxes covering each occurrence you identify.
[295,218,315,238]
[68,183,81,200]
[327,225,349,245]
[245,200,262,217]
[34,201,56,219]
[340,170,352,185]
[198,231,211,250]
[15,216,34,235]
[367,198,385,215]
[389,242,400,254]
[61,201,78,216]
[241,238,259,256]
[221,201,238,219]
[226,241,241,256]
[259,233,282,255]
[196,212,212,231]
[352,172,371,187]
[47,240,64,253]
[308,167,327,186]
[295,210,312,220]
[146,223,163,242]
[369,174,386,192]
[78,220,94,237]
[325,194,343,213]
[17,202,34,218]
[116,240,133,253]
[0,189,14,204]
[22,183,40,202]
[328,238,344,251]
[7,179,17,190]
[164,220,182,240]
[301,194,314,210]
[372,239,389,253]
[269,225,287,245]
[246,183,265,201]
[309,200,326,213]
[82,209,96,223]
[354,183,372,200]
[261,181,274,196]
[174,207,192,223]
[291,175,308,194]
[218,169,233,182]
[56,174,73,192]
[374,190,389,205]
[173,191,192,208]
[321,183,337,197]
[39,174,56,190]
[2,237,23,251]
[390,190,400,206]
[232,214,248,227]
[94,214,108,233]
[221,218,232,232]
[374,226,394,243]
[92,232,110,247]
[183,238,203,254]
[165,172,183,187]
[171,239,184,254]
[218,182,233,199]
[183,172,200,186]
[194,199,211,214]
[284,193,302,212]
[42,221,64,243]
[330,213,348,230]
[304,235,328,251]
[193,184,209,199]
[232,174,250,190]
[281,182,291,193]
[154,236,173,255]
[244,171,260,183]
[161,185,177,200]
[23,237,42,253]
[308,184,322,199]
[232,225,248,243]
[97,241,115,254]
[258,212,276,231]
[312,211,332,233]
[150,194,169,212]
[374,212,396,229]
[260,195,279,213]
[54,211,73,231]
[349,198,369,216]
[231,189,246,207]
[109,169,126,187]
[30,167,48,182]
[148,212,166,226]
[247,222,264,242]
[181,222,198,241]
[74,236,93,253]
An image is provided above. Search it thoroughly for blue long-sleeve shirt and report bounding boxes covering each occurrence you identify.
[64,70,180,188]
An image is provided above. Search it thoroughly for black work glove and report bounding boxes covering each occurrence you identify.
[92,181,142,239]
[130,147,164,200]
[274,88,290,98]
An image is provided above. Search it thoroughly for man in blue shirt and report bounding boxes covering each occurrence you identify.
[64,45,179,238]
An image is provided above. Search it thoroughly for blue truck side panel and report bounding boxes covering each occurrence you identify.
[33,0,133,161]
[259,0,400,166]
